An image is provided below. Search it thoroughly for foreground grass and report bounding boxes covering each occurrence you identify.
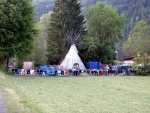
[1,72,150,113]
[0,71,43,113]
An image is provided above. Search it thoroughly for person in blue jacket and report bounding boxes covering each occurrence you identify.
[127,69,131,76]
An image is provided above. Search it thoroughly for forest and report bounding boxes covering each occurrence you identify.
[34,0,150,37]
[32,0,150,62]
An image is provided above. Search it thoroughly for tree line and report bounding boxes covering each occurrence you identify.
[34,0,150,36]
[34,0,126,66]
[34,0,150,62]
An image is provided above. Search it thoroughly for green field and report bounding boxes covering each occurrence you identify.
[0,72,150,113]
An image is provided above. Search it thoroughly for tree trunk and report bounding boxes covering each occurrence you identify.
[3,57,9,70]
[99,53,102,63]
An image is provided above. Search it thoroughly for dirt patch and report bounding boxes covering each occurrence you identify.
[4,87,31,112]
[4,87,20,100]
[5,88,15,94]
[0,75,5,80]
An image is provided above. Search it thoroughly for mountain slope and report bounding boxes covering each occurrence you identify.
[34,0,150,38]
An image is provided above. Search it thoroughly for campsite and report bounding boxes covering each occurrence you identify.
[11,44,133,76]
[0,0,150,113]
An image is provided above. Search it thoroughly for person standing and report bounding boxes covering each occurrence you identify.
[54,65,58,76]
[105,65,109,76]
[75,65,80,76]
[60,66,65,76]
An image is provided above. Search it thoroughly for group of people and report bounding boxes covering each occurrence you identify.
[12,63,131,76]
[45,64,81,76]
[87,64,131,76]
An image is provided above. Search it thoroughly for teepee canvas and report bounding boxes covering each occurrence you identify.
[60,44,86,70]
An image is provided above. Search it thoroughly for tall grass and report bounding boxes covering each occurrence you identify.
[3,75,150,113]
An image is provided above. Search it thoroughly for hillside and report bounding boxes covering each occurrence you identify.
[33,0,150,38]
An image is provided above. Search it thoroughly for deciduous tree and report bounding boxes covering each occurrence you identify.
[123,20,150,55]
[0,0,37,69]
[86,2,125,45]
[84,2,125,63]
[34,12,52,66]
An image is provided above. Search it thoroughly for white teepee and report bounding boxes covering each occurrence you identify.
[60,44,86,70]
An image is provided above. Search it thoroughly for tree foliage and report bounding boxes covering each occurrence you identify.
[64,0,85,45]
[79,35,115,64]
[34,0,150,53]
[47,0,67,64]
[33,12,52,66]
[123,20,150,55]
[86,2,125,45]
[133,55,150,74]
[0,0,37,69]
[82,2,125,63]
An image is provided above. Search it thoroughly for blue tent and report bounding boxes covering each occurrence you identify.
[38,65,57,76]
[47,66,56,76]
[38,66,49,73]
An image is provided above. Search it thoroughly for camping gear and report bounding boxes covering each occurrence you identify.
[38,66,49,74]
[47,66,57,76]
[60,44,86,70]
[88,62,100,69]
[37,66,55,76]
[16,69,22,74]
[27,70,30,74]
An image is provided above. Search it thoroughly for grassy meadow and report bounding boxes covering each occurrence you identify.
[0,72,150,113]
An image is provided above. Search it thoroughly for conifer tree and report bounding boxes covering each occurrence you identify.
[47,0,85,64]
[47,0,67,64]
[64,0,85,44]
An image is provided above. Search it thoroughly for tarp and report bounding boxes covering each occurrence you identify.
[88,62,100,69]
[60,44,86,70]
[38,66,51,72]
